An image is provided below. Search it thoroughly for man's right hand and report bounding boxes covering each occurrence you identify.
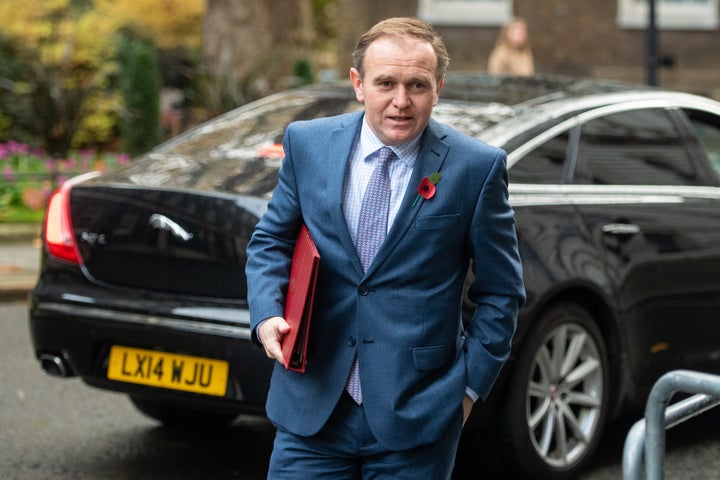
[257,316,291,362]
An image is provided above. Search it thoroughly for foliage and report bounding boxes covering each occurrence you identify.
[94,0,204,50]
[293,58,315,87]
[312,0,338,47]
[0,37,38,147]
[119,34,161,155]
[0,140,130,222]
[0,0,204,155]
[0,1,120,155]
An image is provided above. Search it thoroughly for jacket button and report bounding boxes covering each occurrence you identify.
[347,337,356,346]
[358,285,369,296]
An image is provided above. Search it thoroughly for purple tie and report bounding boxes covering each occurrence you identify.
[346,146,395,404]
[356,147,395,272]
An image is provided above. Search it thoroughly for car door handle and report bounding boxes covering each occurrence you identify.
[601,223,640,236]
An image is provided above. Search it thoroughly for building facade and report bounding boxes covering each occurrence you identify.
[337,0,720,99]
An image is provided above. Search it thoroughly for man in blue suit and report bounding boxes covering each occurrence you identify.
[246,17,525,479]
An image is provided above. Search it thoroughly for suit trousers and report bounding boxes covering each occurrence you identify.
[267,392,463,479]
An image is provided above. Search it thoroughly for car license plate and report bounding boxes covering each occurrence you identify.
[107,345,229,396]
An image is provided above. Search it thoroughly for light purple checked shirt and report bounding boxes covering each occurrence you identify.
[342,116,419,244]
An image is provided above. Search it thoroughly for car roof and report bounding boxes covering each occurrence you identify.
[438,74,720,149]
[101,74,720,194]
[157,73,716,154]
[440,73,654,106]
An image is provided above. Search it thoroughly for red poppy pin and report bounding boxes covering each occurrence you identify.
[411,172,442,207]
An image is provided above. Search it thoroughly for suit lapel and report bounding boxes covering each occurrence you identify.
[364,120,450,277]
[326,112,365,274]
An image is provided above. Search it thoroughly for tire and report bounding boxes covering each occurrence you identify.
[129,396,239,429]
[497,302,610,479]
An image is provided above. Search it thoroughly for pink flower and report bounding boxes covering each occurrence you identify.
[7,140,29,154]
[3,165,14,181]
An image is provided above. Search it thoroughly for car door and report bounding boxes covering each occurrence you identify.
[567,105,720,388]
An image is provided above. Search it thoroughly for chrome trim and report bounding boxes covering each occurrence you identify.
[507,116,578,168]
[40,353,71,377]
[148,214,194,241]
[172,306,251,323]
[510,184,720,196]
[35,301,252,339]
[508,184,720,207]
[60,293,96,304]
[601,223,641,235]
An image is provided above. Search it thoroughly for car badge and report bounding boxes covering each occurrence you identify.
[81,232,108,246]
[148,214,194,241]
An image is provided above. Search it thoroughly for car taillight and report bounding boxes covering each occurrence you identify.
[44,171,101,264]
[45,184,80,264]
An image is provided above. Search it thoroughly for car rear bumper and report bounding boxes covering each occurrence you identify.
[28,293,271,416]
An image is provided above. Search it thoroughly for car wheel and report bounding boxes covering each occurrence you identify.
[498,302,610,479]
[129,396,239,428]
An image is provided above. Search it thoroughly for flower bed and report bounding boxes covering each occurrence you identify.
[0,141,130,223]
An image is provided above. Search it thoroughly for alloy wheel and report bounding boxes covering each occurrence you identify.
[525,322,604,469]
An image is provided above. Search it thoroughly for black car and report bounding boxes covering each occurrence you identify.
[29,75,720,479]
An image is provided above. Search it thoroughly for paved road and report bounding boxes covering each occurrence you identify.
[1,300,274,480]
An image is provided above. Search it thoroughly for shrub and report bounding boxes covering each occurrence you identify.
[119,34,161,156]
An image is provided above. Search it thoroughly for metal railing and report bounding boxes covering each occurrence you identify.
[622,369,720,480]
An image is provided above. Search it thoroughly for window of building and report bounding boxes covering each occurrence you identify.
[617,0,718,30]
[418,0,513,26]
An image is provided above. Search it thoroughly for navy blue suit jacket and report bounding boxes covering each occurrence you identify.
[246,111,525,450]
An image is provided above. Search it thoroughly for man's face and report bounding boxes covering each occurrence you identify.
[350,36,443,146]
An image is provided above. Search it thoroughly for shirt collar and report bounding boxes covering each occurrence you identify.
[359,116,421,168]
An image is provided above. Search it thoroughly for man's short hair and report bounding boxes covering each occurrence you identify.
[352,17,450,82]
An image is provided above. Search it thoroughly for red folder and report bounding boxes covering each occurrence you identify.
[281,224,320,372]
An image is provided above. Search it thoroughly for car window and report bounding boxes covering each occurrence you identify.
[571,108,699,186]
[684,109,720,179]
[157,93,360,158]
[508,131,569,184]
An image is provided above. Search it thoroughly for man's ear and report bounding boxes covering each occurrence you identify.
[434,77,444,106]
[350,68,364,103]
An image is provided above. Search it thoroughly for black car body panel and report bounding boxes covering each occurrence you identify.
[69,185,258,298]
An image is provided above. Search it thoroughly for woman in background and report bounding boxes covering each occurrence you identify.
[488,17,534,76]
